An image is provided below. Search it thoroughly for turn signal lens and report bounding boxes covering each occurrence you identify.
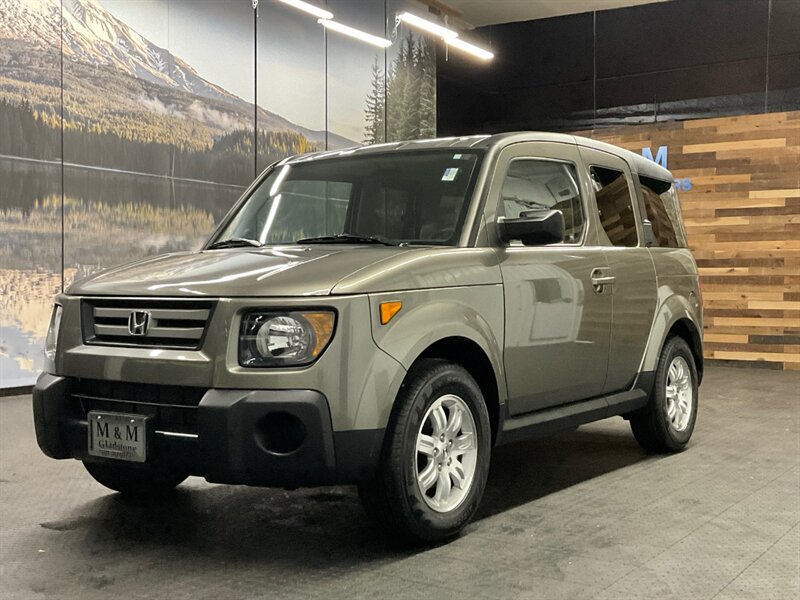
[44,304,62,360]
[380,301,402,325]
[302,312,336,357]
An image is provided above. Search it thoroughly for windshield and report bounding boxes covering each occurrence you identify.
[212,150,483,247]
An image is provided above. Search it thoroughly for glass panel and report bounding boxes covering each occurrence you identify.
[167,0,255,187]
[0,1,63,385]
[63,0,253,284]
[639,176,686,248]
[386,0,437,141]
[216,150,483,246]
[326,0,386,149]
[257,0,326,170]
[500,159,585,244]
[591,166,639,247]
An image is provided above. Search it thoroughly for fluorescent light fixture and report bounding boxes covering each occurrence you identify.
[396,12,458,39]
[277,0,333,21]
[319,18,392,48]
[445,37,494,61]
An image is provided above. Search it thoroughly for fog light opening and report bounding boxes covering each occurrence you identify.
[257,412,307,455]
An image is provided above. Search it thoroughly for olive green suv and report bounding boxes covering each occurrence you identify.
[34,133,702,543]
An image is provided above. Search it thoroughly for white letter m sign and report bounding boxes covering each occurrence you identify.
[641,145,668,169]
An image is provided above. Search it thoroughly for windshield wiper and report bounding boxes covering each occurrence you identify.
[296,234,397,247]
[207,237,262,250]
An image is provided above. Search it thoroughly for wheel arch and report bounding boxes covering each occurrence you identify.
[366,289,507,441]
[636,294,704,396]
[413,336,502,445]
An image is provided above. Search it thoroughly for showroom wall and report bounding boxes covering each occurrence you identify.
[0,0,436,387]
[576,111,800,370]
[437,0,799,370]
[437,0,800,133]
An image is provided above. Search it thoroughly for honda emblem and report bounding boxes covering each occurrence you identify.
[128,310,151,336]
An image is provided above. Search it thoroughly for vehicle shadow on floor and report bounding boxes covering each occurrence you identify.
[477,425,645,519]
[59,425,647,567]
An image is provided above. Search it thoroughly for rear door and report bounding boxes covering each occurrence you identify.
[486,141,612,415]
[578,146,658,394]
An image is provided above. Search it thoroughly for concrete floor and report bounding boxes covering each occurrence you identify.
[1,365,798,600]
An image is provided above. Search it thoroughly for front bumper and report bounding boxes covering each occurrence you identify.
[33,373,384,487]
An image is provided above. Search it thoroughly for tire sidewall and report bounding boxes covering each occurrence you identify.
[653,338,699,447]
[393,363,491,540]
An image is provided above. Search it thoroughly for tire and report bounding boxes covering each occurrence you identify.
[358,358,492,545]
[630,336,699,453]
[83,461,188,496]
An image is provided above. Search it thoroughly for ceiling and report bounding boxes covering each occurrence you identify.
[442,0,669,27]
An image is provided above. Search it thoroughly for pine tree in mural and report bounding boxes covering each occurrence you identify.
[363,32,436,144]
[416,38,437,139]
[391,33,416,141]
[364,58,386,144]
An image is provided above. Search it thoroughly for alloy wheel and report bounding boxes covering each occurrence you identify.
[415,394,478,513]
[665,356,693,432]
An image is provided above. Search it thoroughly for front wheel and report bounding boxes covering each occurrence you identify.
[358,359,491,544]
[630,336,699,453]
[83,461,188,497]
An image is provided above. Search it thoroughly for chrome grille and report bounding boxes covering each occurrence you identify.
[82,299,214,349]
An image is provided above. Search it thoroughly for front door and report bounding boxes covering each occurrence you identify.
[486,142,613,415]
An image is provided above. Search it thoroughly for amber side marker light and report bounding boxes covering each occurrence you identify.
[380,301,402,325]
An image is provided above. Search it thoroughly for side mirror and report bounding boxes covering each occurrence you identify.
[497,210,565,246]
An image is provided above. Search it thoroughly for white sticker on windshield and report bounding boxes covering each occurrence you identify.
[442,167,459,181]
[453,153,463,159]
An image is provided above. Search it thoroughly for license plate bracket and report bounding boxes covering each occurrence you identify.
[87,411,150,463]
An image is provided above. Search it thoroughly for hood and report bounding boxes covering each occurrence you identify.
[67,246,407,297]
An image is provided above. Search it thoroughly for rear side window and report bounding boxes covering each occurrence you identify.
[590,166,638,247]
[500,159,585,243]
[639,176,688,248]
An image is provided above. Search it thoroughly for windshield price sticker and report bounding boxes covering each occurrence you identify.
[442,167,460,181]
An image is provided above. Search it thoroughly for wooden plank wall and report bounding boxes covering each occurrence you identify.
[575,111,800,370]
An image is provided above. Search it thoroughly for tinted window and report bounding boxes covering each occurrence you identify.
[591,166,638,247]
[216,150,483,246]
[639,176,687,248]
[500,159,585,243]
[246,180,350,243]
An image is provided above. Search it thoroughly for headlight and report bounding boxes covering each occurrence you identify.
[239,310,335,367]
[44,304,63,361]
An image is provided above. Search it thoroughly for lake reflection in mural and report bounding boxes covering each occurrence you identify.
[0,157,239,385]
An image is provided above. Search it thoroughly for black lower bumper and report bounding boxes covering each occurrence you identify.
[32,373,384,487]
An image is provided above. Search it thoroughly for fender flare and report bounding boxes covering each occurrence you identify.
[364,294,507,427]
[635,293,703,396]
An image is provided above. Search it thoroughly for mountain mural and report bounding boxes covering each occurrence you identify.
[0,0,437,387]
[0,0,353,170]
[2,0,233,100]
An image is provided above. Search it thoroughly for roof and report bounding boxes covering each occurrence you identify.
[283,132,673,182]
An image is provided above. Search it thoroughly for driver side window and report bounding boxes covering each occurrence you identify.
[500,159,585,244]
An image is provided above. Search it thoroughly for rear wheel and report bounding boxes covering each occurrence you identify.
[358,359,491,544]
[630,336,698,453]
[83,461,188,496]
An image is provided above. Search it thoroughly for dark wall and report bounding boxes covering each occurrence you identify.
[437,0,800,134]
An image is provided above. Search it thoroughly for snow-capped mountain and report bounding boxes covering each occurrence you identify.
[0,0,353,146]
[1,0,232,102]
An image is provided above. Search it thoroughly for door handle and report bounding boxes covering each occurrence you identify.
[590,268,615,294]
[592,275,616,285]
